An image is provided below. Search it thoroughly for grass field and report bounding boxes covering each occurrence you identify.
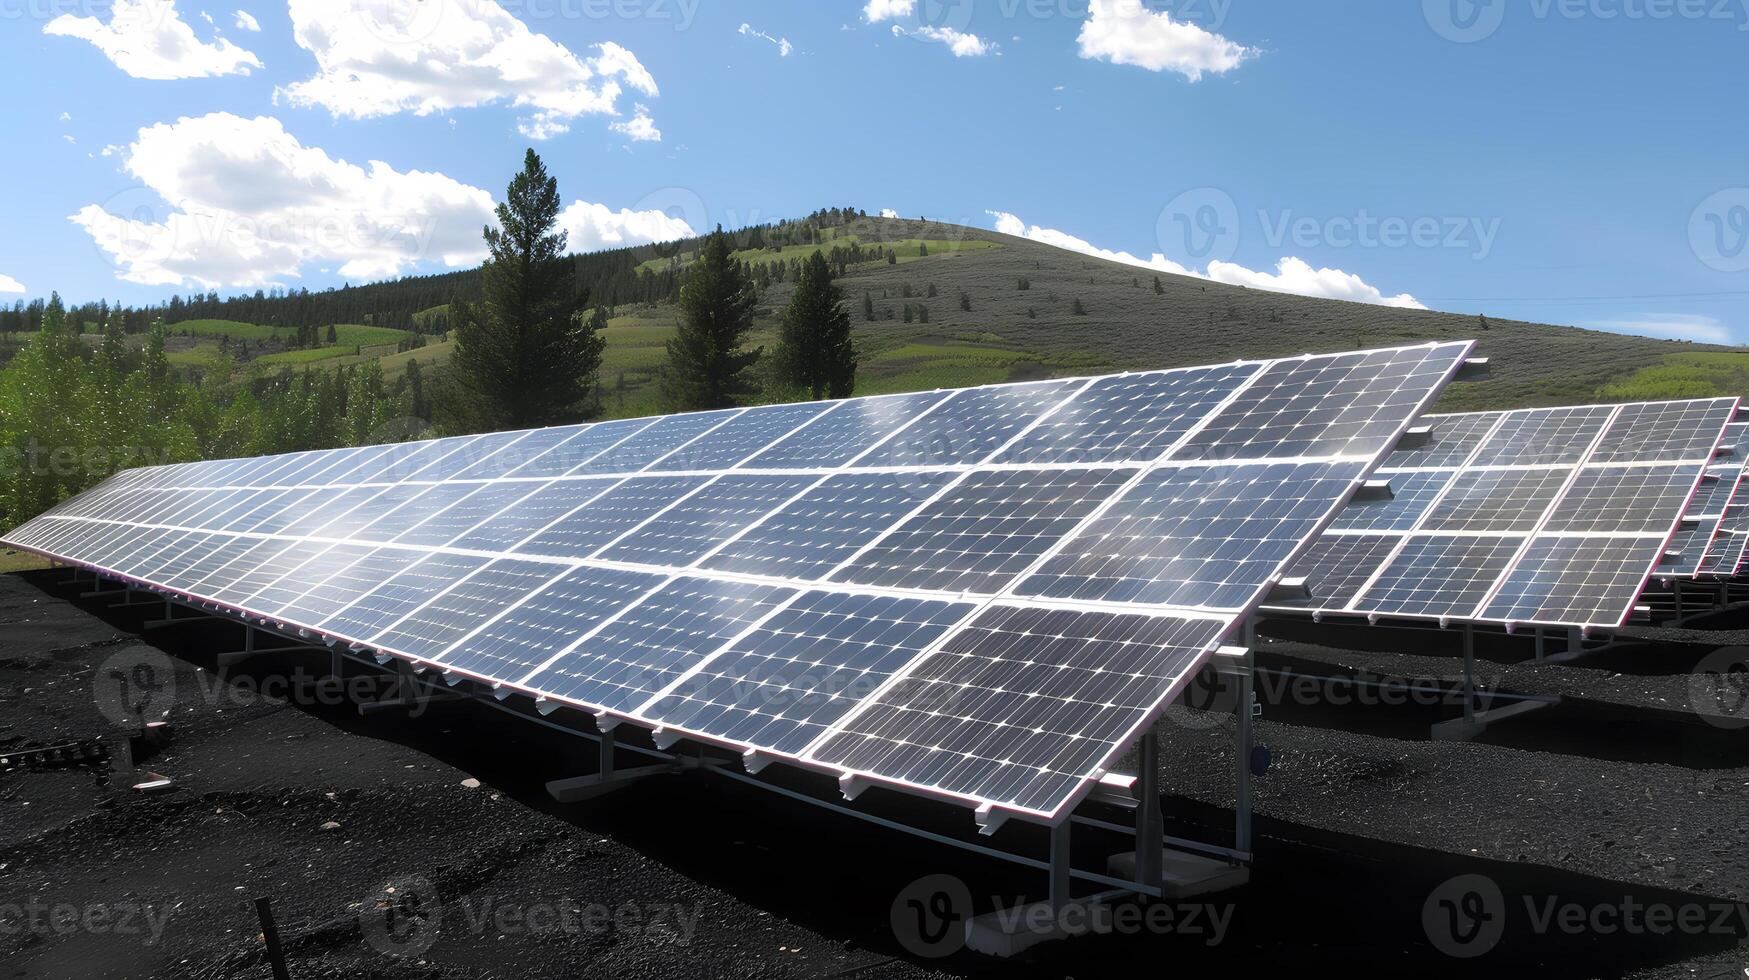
[0,549,49,573]
[1598,352,1749,400]
[171,319,410,348]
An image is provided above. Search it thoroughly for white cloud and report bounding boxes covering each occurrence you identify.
[45,0,262,79]
[739,23,793,57]
[0,274,25,295]
[896,24,995,57]
[988,210,1426,310]
[610,105,662,143]
[280,1,659,141]
[234,9,260,31]
[72,113,495,288]
[1589,314,1734,345]
[558,200,694,253]
[70,113,697,290]
[59,111,72,121]
[880,208,900,219]
[1076,0,1255,80]
[863,0,915,23]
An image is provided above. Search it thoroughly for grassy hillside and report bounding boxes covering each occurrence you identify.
[116,216,1741,415]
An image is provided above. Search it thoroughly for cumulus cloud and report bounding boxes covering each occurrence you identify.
[880,208,900,219]
[69,113,694,290]
[863,0,915,23]
[234,9,260,31]
[1589,314,1734,345]
[279,0,659,141]
[558,200,694,253]
[44,0,262,79]
[988,210,1426,310]
[895,24,995,57]
[0,274,25,295]
[1076,0,1255,80]
[739,23,793,57]
[610,105,662,143]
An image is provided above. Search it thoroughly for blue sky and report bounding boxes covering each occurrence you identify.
[3,0,1747,344]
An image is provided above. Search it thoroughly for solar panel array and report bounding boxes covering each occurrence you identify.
[1689,421,1749,578]
[1266,398,1739,629]
[2,341,1473,823]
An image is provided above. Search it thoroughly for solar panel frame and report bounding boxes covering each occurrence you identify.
[4,341,1475,824]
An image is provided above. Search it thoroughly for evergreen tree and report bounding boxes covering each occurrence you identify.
[1153,276,1164,295]
[326,323,338,344]
[775,251,857,400]
[663,225,761,410]
[448,148,602,429]
[863,291,876,322]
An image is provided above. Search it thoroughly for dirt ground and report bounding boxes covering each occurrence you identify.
[3,567,1748,979]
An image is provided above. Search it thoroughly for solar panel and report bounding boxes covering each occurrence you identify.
[4,341,1472,823]
[1269,398,1738,628]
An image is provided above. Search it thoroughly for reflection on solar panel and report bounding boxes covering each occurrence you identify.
[3,341,1472,823]
[1693,421,1749,577]
[1269,398,1738,628]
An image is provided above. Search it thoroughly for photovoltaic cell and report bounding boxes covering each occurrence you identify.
[1016,461,1368,609]
[645,592,974,755]
[451,479,617,552]
[318,552,488,642]
[1542,465,1704,534]
[391,481,547,547]
[1353,535,1522,618]
[810,607,1224,814]
[505,419,647,478]
[1468,406,1614,467]
[598,474,819,567]
[702,471,958,580]
[746,390,948,469]
[994,364,1259,465]
[515,477,707,559]
[855,380,1081,467]
[271,547,416,625]
[452,425,581,480]
[571,410,739,475]
[1479,536,1667,626]
[833,467,1136,594]
[1275,535,1404,608]
[1329,470,1453,532]
[526,577,796,714]
[650,402,830,472]
[1174,345,1465,461]
[1588,399,1734,464]
[371,559,566,660]
[436,565,665,682]
[1418,468,1570,533]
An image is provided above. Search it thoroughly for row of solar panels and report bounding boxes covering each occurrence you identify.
[1265,401,1741,629]
[3,342,1475,823]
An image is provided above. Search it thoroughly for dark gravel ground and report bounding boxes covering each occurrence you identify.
[4,568,1749,979]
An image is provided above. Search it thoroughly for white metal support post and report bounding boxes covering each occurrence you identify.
[1234,644,1254,858]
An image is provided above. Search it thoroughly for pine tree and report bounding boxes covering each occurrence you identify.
[448,149,602,429]
[959,292,972,312]
[663,225,762,410]
[1153,276,1164,295]
[1072,297,1088,316]
[863,292,876,322]
[326,323,338,345]
[775,251,857,400]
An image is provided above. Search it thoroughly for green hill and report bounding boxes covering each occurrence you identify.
[125,214,1743,414]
